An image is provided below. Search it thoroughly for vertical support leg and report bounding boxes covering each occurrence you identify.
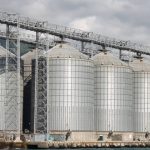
[5,24,9,138]
[6,25,9,71]
[34,32,48,136]
[119,49,122,60]
[17,20,21,139]
[5,21,21,139]
[91,42,94,57]
[46,33,49,138]
[81,41,84,52]
[34,32,39,134]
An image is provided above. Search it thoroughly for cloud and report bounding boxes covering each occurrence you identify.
[0,0,150,45]
[69,16,97,31]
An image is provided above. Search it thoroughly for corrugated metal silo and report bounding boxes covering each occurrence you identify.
[92,51,133,132]
[0,46,23,132]
[130,58,150,133]
[47,43,94,131]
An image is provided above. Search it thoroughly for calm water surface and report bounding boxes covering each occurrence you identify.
[8,148,150,150]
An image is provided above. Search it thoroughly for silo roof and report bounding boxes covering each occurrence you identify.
[92,51,128,66]
[21,49,36,64]
[129,59,150,72]
[47,43,88,59]
[0,45,15,57]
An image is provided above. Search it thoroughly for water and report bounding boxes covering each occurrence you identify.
[8,148,150,150]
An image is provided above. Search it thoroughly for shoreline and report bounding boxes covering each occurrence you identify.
[1,141,150,149]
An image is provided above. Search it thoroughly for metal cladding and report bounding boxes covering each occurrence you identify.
[130,59,150,132]
[0,46,23,131]
[92,51,133,132]
[47,43,94,131]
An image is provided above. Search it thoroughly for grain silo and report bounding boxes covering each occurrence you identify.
[33,43,95,141]
[92,51,133,141]
[130,58,150,139]
[0,46,23,133]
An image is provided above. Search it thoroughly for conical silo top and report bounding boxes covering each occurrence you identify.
[0,46,15,57]
[129,58,150,72]
[47,43,88,59]
[92,51,128,66]
[21,49,36,65]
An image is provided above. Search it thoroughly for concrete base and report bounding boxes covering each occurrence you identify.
[14,137,22,142]
[96,132,133,142]
[47,131,133,142]
[134,132,150,141]
[69,132,96,142]
[48,131,97,142]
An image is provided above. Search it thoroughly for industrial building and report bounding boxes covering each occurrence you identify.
[92,51,133,141]
[130,58,150,140]
[0,45,23,133]
[20,42,150,142]
[0,11,150,143]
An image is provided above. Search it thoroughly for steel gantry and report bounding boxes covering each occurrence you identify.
[34,32,48,134]
[0,11,150,55]
[0,10,150,137]
[5,15,21,138]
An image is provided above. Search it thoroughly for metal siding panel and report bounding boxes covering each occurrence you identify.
[47,58,94,131]
[134,72,150,132]
[95,65,133,132]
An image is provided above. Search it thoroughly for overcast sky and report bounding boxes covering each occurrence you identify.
[0,0,150,45]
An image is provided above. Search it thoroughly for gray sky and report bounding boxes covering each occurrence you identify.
[0,0,150,45]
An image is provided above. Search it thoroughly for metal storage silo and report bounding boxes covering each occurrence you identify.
[130,58,150,134]
[0,46,23,133]
[92,51,133,135]
[46,43,94,132]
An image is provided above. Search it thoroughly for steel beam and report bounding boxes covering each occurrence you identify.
[0,11,149,55]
